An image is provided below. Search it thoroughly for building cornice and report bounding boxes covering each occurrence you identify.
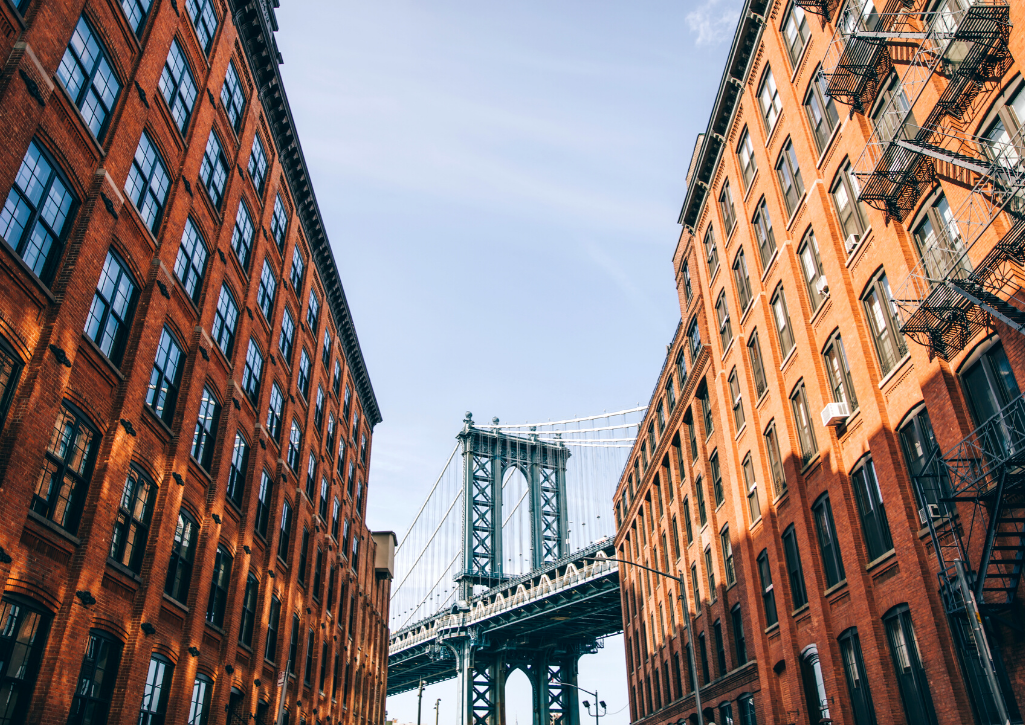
[231,0,382,427]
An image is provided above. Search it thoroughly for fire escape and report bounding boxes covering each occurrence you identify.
[824,1,1023,723]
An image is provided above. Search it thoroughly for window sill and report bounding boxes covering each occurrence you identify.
[824,580,848,597]
[865,549,897,572]
[799,454,821,475]
[742,170,759,203]
[814,123,843,170]
[53,80,106,159]
[755,389,770,408]
[27,509,80,546]
[106,557,142,582]
[205,621,225,636]
[877,354,912,390]
[721,338,735,359]
[142,403,174,439]
[749,515,762,531]
[759,247,780,284]
[763,622,779,635]
[734,423,747,441]
[163,592,189,613]
[844,227,874,265]
[0,234,56,305]
[784,193,808,232]
[738,298,757,326]
[791,603,810,617]
[778,346,796,370]
[80,334,125,381]
[808,295,830,326]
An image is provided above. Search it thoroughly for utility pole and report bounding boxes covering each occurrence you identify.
[417,680,425,725]
[435,698,441,725]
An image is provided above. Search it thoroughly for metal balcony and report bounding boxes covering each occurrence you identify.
[848,0,1010,221]
[795,0,839,21]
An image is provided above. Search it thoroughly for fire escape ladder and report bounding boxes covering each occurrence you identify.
[945,279,1025,334]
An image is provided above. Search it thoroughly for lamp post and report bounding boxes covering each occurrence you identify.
[435,698,441,725]
[587,557,704,725]
[558,682,605,725]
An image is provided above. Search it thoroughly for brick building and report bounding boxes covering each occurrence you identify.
[0,0,394,724]
[615,0,1025,723]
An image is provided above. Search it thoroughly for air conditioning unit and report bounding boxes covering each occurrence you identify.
[820,401,850,427]
[918,503,942,525]
[844,233,861,254]
[815,275,830,297]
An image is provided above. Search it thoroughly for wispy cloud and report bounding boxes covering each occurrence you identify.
[686,0,744,46]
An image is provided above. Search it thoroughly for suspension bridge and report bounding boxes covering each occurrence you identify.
[387,408,643,725]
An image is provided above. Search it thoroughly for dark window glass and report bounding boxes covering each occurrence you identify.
[824,332,858,410]
[205,545,232,627]
[705,546,717,603]
[186,674,212,725]
[249,135,268,195]
[241,338,263,405]
[719,180,737,234]
[314,386,325,430]
[220,61,246,132]
[798,229,825,310]
[764,421,787,497]
[238,575,259,647]
[159,40,197,132]
[287,614,299,675]
[759,68,782,131]
[255,471,272,538]
[699,632,710,685]
[306,453,317,500]
[226,432,249,509]
[733,249,753,311]
[125,132,170,233]
[146,328,183,425]
[862,272,907,375]
[832,161,868,244]
[738,129,757,189]
[704,227,719,276]
[748,331,767,398]
[257,260,277,321]
[782,525,808,609]
[806,68,840,152]
[185,0,218,53]
[57,17,121,140]
[775,139,805,215]
[960,342,1022,458]
[265,595,281,662]
[0,338,21,432]
[230,202,255,269]
[731,604,746,665]
[813,494,846,588]
[32,403,98,533]
[164,510,198,603]
[753,198,777,269]
[715,291,732,350]
[85,249,137,364]
[851,457,894,560]
[174,219,208,303]
[682,262,693,304]
[272,195,288,249]
[307,291,320,331]
[278,498,293,561]
[298,349,311,400]
[884,606,938,725]
[313,547,323,601]
[190,386,220,469]
[683,497,693,543]
[199,132,228,208]
[740,694,758,725]
[790,382,818,465]
[121,0,154,33]
[109,466,156,572]
[782,4,809,64]
[771,286,795,358]
[757,549,778,627]
[298,528,310,585]
[710,450,724,506]
[211,284,239,357]
[279,308,295,363]
[0,596,51,725]
[68,630,122,725]
[1,140,77,283]
[729,369,745,431]
[714,618,727,677]
[138,655,173,725]
[695,476,707,527]
[267,384,283,441]
[898,407,951,520]
[322,329,332,368]
[290,246,305,291]
[303,630,314,686]
[800,647,831,724]
[839,628,878,725]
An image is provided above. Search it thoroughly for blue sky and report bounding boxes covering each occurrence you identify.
[275,1,741,721]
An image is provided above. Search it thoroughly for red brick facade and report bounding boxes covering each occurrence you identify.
[0,0,391,724]
[615,0,1025,723]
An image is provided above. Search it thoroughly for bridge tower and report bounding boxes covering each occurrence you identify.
[453,413,579,725]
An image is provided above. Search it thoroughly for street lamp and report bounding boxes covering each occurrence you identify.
[586,556,704,725]
[559,682,605,725]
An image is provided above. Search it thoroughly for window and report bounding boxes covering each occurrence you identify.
[68,630,122,725]
[174,219,208,303]
[912,191,969,281]
[199,132,229,207]
[0,338,21,432]
[287,419,302,472]
[138,655,173,725]
[863,272,907,375]
[832,161,868,244]
[758,68,782,131]
[279,498,293,561]
[713,619,728,678]
[272,194,288,249]
[782,3,809,64]
[684,497,694,543]
[898,407,951,519]
[351,411,360,444]
[298,349,312,399]
[851,457,893,560]
[771,286,795,358]
[305,452,317,499]
[351,535,360,568]
[85,250,137,365]
[109,466,156,573]
[721,527,736,586]
[121,0,153,33]
[839,628,878,725]
[884,606,938,725]
[326,565,336,610]
[0,596,51,725]
[230,202,255,269]
[790,382,818,464]
[187,674,213,725]
[776,139,805,215]
[335,362,343,398]
[159,39,197,133]
[961,342,1021,454]
[307,290,320,331]
[699,632,710,684]
[210,286,239,358]
[303,630,314,686]
[688,317,702,361]
[748,331,767,398]
[206,546,232,627]
[125,131,170,233]
[797,229,826,310]
[764,422,787,497]
[186,0,218,53]
[257,260,277,320]
[191,386,220,469]
[220,61,246,131]
[752,198,776,269]
[699,383,714,436]
[239,575,259,647]
[146,328,184,425]
[728,369,745,430]
[683,262,693,304]
[287,614,299,674]
[737,129,757,189]
[227,431,249,509]
[710,451,724,506]
[280,308,295,363]
[319,476,329,519]
[57,17,121,140]
[32,402,98,533]
[1,140,77,283]
[719,180,737,234]
[823,332,858,410]
[290,245,305,291]
[666,378,676,413]
[313,547,324,600]
[732,249,753,312]
[742,454,761,521]
[696,475,708,527]
[872,73,914,146]
[331,497,340,539]
[314,386,325,431]
[800,647,831,725]
[265,595,281,662]
[704,227,719,276]
[267,383,283,441]
[164,510,198,603]
[757,549,778,627]
[322,329,332,367]
[255,470,272,538]
[705,546,717,603]
[782,525,808,609]
[731,605,746,665]
[241,338,263,405]
[739,694,757,725]
[813,494,846,588]
[806,68,840,152]
[715,291,732,350]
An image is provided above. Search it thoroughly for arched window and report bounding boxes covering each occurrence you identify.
[68,630,123,725]
[32,401,99,534]
[206,545,233,627]
[0,595,52,724]
[799,645,830,724]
